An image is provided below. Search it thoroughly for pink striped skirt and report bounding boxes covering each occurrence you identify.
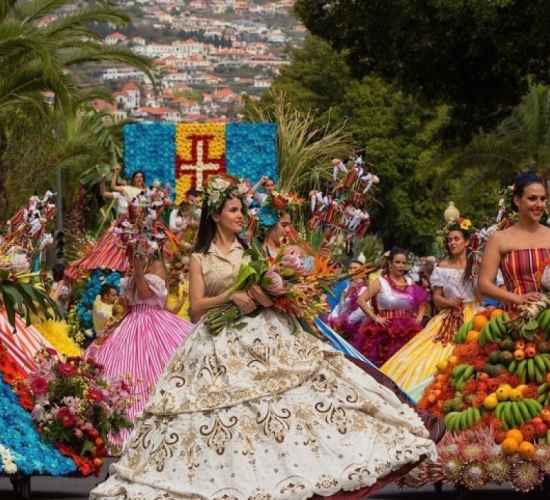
[85,304,193,450]
[66,223,129,280]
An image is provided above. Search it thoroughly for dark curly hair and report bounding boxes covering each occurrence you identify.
[512,171,546,212]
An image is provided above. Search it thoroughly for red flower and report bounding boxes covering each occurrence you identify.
[57,362,77,377]
[57,407,76,428]
[86,388,103,403]
[30,376,49,396]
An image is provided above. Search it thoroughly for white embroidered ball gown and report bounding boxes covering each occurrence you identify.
[90,242,437,500]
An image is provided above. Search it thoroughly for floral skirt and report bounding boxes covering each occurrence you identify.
[90,309,437,500]
[354,315,422,367]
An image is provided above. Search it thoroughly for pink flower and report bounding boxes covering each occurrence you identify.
[57,362,77,377]
[74,429,84,439]
[262,270,286,296]
[30,377,49,396]
[57,407,76,428]
[86,388,103,403]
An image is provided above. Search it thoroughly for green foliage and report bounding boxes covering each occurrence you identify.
[0,0,155,218]
[244,89,355,194]
[294,0,550,140]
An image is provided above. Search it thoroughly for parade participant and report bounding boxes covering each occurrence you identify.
[49,263,71,316]
[327,259,368,338]
[479,171,550,305]
[85,255,193,450]
[90,175,437,500]
[92,284,119,340]
[381,222,478,401]
[66,167,151,279]
[355,248,428,366]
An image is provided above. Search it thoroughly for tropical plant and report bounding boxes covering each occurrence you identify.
[244,90,355,194]
[0,0,155,216]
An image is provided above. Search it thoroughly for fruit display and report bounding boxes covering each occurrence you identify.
[417,301,550,492]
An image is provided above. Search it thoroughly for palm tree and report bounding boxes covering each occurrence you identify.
[0,0,155,215]
[457,84,550,181]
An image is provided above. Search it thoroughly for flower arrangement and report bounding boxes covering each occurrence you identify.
[24,349,132,476]
[417,303,550,491]
[204,243,337,336]
[0,375,75,476]
[71,270,121,344]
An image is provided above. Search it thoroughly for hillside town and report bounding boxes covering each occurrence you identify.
[78,0,304,121]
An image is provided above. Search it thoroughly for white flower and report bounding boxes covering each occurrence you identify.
[210,177,230,192]
[209,190,221,205]
[0,445,17,475]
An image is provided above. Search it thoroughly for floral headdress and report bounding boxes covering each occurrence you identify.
[446,216,474,238]
[205,175,247,216]
[258,190,304,229]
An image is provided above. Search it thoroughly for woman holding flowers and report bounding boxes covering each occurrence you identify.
[355,248,428,366]
[91,175,437,500]
[85,255,193,450]
[381,219,479,401]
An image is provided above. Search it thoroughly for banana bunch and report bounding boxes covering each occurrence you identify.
[454,319,473,344]
[538,309,550,337]
[537,383,550,407]
[479,314,510,346]
[444,407,482,432]
[451,364,475,390]
[495,399,542,428]
[508,353,550,383]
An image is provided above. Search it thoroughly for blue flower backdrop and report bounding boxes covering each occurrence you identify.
[123,122,278,203]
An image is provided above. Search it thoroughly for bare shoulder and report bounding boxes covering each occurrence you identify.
[437,259,451,268]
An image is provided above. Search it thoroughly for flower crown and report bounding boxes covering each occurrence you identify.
[446,216,474,236]
[258,190,304,229]
[205,175,247,215]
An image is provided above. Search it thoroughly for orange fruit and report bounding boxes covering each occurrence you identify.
[448,355,459,366]
[473,314,489,331]
[506,429,524,443]
[466,330,480,344]
[490,309,505,319]
[518,441,535,459]
[501,438,519,455]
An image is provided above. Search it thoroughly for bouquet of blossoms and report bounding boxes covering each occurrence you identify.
[23,349,132,476]
[205,243,339,336]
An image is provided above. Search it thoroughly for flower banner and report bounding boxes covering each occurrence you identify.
[123,122,278,204]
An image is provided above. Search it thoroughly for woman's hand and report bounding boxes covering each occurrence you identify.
[248,285,273,308]
[230,291,257,314]
[374,315,388,327]
[513,292,543,305]
[447,297,463,309]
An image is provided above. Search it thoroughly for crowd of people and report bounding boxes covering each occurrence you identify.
[1,164,550,498]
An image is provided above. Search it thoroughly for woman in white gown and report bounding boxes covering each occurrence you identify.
[90,176,437,500]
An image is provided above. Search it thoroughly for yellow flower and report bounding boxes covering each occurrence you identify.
[460,218,472,230]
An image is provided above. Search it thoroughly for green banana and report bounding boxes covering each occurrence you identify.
[535,355,547,374]
[517,400,532,422]
[538,383,548,395]
[518,360,528,383]
[508,360,518,373]
[524,399,542,418]
[511,402,524,426]
[527,359,536,382]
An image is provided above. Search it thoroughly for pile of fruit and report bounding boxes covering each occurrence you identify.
[418,300,550,492]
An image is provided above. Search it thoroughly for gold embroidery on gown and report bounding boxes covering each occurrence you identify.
[90,243,437,500]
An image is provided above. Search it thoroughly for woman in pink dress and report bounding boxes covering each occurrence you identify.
[356,248,428,366]
[86,256,193,449]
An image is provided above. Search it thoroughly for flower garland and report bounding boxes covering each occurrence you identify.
[0,375,75,476]
[0,444,17,474]
[25,349,132,476]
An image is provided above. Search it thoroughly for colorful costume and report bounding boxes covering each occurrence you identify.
[85,273,193,449]
[354,275,427,367]
[500,248,550,294]
[66,186,144,279]
[382,266,477,401]
[327,280,367,338]
[90,242,436,500]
